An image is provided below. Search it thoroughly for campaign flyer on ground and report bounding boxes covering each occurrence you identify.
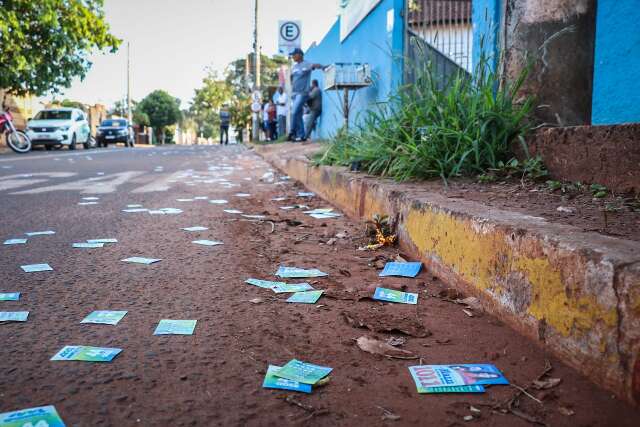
[379,262,423,278]
[0,293,20,301]
[154,319,197,335]
[0,405,66,427]
[245,278,286,289]
[81,311,127,325]
[262,365,312,393]
[276,266,328,278]
[274,360,333,385]
[51,346,122,362]
[408,364,509,393]
[271,283,314,294]
[286,290,324,304]
[0,312,29,322]
[21,264,53,273]
[121,257,161,265]
[373,288,418,305]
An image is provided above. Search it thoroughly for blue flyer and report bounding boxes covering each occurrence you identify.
[276,266,328,278]
[3,239,27,245]
[262,365,312,393]
[373,287,418,305]
[0,312,29,322]
[379,262,422,278]
[287,290,324,304]
[0,293,20,301]
[21,264,53,273]
[121,257,161,265]
[0,405,66,427]
[154,319,197,335]
[81,311,127,325]
[271,283,314,294]
[274,360,333,385]
[51,346,122,362]
[408,364,509,393]
[245,278,285,289]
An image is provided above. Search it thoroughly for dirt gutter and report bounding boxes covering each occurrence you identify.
[252,142,640,406]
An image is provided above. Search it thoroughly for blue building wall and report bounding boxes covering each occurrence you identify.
[304,0,405,139]
[592,0,640,125]
[472,0,501,72]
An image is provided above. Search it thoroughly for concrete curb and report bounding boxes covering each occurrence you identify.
[253,142,640,405]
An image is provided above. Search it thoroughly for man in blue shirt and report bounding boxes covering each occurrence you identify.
[219,105,231,145]
[288,48,324,142]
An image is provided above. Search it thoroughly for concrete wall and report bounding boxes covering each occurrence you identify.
[592,0,640,125]
[503,0,597,126]
[305,0,404,139]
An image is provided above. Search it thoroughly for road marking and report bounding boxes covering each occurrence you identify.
[0,172,77,192]
[0,147,147,163]
[12,171,143,194]
[131,171,188,193]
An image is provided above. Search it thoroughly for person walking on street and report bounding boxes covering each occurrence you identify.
[267,100,278,141]
[287,48,324,142]
[273,86,288,139]
[304,79,322,141]
[219,104,231,145]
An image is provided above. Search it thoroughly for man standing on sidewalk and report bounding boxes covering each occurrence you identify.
[288,48,324,142]
[219,104,230,145]
[273,86,288,139]
[304,79,322,141]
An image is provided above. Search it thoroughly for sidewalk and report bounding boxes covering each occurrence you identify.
[252,142,640,406]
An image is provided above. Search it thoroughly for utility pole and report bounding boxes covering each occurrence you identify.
[254,0,260,90]
[126,42,132,124]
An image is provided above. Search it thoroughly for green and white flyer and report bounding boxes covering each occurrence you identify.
[0,405,66,427]
[274,359,333,385]
[0,293,20,301]
[0,312,29,322]
[154,319,197,335]
[286,290,324,304]
[262,365,312,393]
[80,311,127,325]
[51,346,122,362]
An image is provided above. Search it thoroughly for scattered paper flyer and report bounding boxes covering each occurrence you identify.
[25,230,55,236]
[154,319,197,335]
[262,365,312,393]
[73,242,105,249]
[272,283,315,294]
[159,208,183,215]
[122,208,148,213]
[223,209,243,214]
[194,196,209,200]
[408,364,509,394]
[192,240,223,246]
[241,214,266,220]
[304,208,334,215]
[379,262,423,278]
[82,197,100,201]
[176,199,194,202]
[297,192,315,198]
[309,213,342,219]
[274,360,332,385]
[87,238,118,244]
[271,197,287,202]
[245,278,287,289]
[78,202,98,206]
[373,287,418,305]
[0,405,66,427]
[127,204,143,208]
[286,290,324,304]
[3,238,27,245]
[51,345,122,362]
[81,311,128,325]
[182,226,209,232]
[276,266,328,278]
[21,264,53,273]
[279,206,295,210]
[209,199,229,204]
[0,292,20,301]
[234,193,251,197]
[121,257,161,265]
[0,311,29,322]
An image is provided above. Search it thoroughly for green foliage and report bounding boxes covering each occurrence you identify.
[138,90,181,144]
[546,180,584,194]
[132,108,149,127]
[189,69,233,138]
[58,99,86,110]
[0,0,120,97]
[316,53,535,183]
[590,183,608,199]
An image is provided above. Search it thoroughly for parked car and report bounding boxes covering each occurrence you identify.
[96,119,134,147]
[26,108,96,150]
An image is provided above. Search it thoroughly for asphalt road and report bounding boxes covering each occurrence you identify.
[0,144,639,426]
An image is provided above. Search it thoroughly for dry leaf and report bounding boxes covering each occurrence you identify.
[356,336,417,359]
[558,406,575,416]
[532,377,562,390]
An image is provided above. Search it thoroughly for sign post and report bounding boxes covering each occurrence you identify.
[278,20,302,55]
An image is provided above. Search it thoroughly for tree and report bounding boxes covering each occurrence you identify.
[138,90,181,144]
[189,69,233,138]
[0,0,120,102]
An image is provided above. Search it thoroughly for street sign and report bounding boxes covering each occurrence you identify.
[278,20,302,55]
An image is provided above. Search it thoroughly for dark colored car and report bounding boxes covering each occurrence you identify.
[96,119,134,147]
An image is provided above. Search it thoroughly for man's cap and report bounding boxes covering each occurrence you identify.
[289,48,304,56]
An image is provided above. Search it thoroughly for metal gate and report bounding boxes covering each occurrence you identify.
[405,0,473,84]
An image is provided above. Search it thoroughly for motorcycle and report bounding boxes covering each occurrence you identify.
[0,109,32,153]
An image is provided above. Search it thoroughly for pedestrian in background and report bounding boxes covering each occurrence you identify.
[287,48,324,142]
[273,86,288,139]
[219,104,230,145]
[262,100,270,141]
[267,100,277,141]
[304,79,322,141]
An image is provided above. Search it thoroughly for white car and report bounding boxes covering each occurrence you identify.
[26,108,96,150]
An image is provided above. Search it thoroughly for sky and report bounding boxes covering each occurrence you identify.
[50,0,340,109]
